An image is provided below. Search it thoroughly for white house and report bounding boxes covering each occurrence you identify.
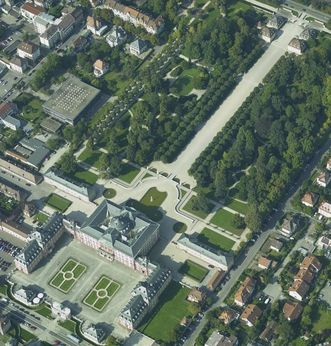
[318,201,331,218]
[129,39,148,56]
[21,3,44,22]
[261,26,276,43]
[17,42,41,63]
[10,57,27,74]
[1,115,22,131]
[106,26,127,47]
[93,59,109,78]
[86,16,108,36]
[288,38,306,55]
[316,171,331,187]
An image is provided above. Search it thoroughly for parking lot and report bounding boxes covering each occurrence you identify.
[0,232,24,274]
[0,69,22,101]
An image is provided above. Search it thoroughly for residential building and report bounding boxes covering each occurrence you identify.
[0,176,27,202]
[207,269,226,291]
[234,277,256,307]
[318,201,331,218]
[288,279,309,301]
[258,256,271,270]
[21,3,44,22]
[86,16,108,36]
[10,57,27,73]
[51,302,71,320]
[33,13,55,34]
[218,308,239,325]
[129,39,148,56]
[23,201,37,217]
[0,314,11,335]
[0,102,18,119]
[280,217,297,238]
[57,13,75,41]
[1,115,22,131]
[300,255,321,273]
[316,171,331,187]
[261,26,276,43]
[326,158,331,171]
[205,331,238,346]
[316,235,331,250]
[267,14,286,29]
[103,0,164,35]
[299,28,316,41]
[13,286,36,305]
[17,42,41,63]
[81,323,106,345]
[301,192,318,207]
[187,287,205,304]
[283,301,303,321]
[65,199,160,271]
[40,117,62,133]
[295,268,314,284]
[44,168,96,202]
[177,234,234,271]
[40,24,60,48]
[288,38,306,55]
[259,322,276,343]
[34,0,53,9]
[269,238,283,252]
[71,35,90,53]
[93,59,109,77]
[14,213,65,273]
[240,304,262,327]
[106,25,126,47]
[119,266,171,330]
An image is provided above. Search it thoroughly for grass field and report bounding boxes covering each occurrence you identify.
[126,188,167,222]
[139,281,194,344]
[117,164,141,183]
[50,258,86,293]
[211,209,245,236]
[312,306,331,332]
[179,260,209,282]
[59,319,77,333]
[34,211,49,224]
[182,196,214,219]
[20,328,36,342]
[225,199,248,214]
[73,168,98,185]
[78,148,103,169]
[103,188,117,199]
[171,67,204,96]
[46,193,72,213]
[197,228,235,252]
[83,276,120,312]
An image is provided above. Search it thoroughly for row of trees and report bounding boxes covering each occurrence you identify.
[190,37,331,231]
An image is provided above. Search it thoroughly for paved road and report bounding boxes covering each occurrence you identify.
[285,0,331,22]
[151,21,303,187]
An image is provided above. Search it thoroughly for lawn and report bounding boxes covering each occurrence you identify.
[126,188,167,222]
[117,163,141,184]
[171,67,204,96]
[78,148,103,169]
[103,188,116,199]
[228,1,251,17]
[36,304,53,319]
[312,306,331,332]
[182,195,214,219]
[225,199,248,215]
[197,228,235,252]
[83,276,120,312]
[15,93,46,124]
[34,211,49,224]
[73,168,98,185]
[211,208,245,236]
[50,258,86,293]
[139,281,194,344]
[46,193,72,213]
[59,319,77,333]
[20,328,36,342]
[179,260,209,282]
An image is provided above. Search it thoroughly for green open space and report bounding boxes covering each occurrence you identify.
[210,208,245,236]
[73,168,98,185]
[46,193,72,213]
[139,281,194,344]
[103,188,117,199]
[50,258,86,293]
[228,1,252,17]
[34,211,49,224]
[197,227,235,252]
[117,163,141,184]
[140,187,167,208]
[224,199,248,215]
[36,304,53,319]
[182,196,214,219]
[312,306,331,332]
[59,319,77,333]
[78,148,103,169]
[179,260,209,282]
[171,67,205,96]
[15,93,46,125]
[83,276,120,312]
[20,327,36,342]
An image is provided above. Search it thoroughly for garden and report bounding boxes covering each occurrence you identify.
[179,260,209,282]
[46,193,72,213]
[197,227,235,252]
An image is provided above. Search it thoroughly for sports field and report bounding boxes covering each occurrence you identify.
[83,276,120,312]
[50,258,86,293]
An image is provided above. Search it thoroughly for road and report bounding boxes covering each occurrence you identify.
[151,21,303,187]
[285,0,331,23]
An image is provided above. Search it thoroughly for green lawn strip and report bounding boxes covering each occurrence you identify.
[60,279,75,292]
[210,208,244,236]
[228,0,251,17]
[182,196,213,219]
[197,227,235,252]
[106,282,120,297]
[117,163,141,183]
[179,260,209,282]
[78,148,103,169]
[93,297,110,311]
[50,273,64,288]
[59,320,77,333]
[72,264,86,279]
[126,199,163,222]
[46,193,72,212]
[73,168,98,185]
[141,188,167,207]
[84,291,98,306]
[20,327,36,342]
[62,259,77,272]
[34,211,49,224]
[139,281,194,344]
[36,304,52,319]
[224,199,248,214]
[96,277,110,290]
[0,284,8,295]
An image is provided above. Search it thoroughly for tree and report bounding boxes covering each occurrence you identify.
[58,152,77,175]
[245,205,262,231]
[192,193,210,213]
[232,213,246,229]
